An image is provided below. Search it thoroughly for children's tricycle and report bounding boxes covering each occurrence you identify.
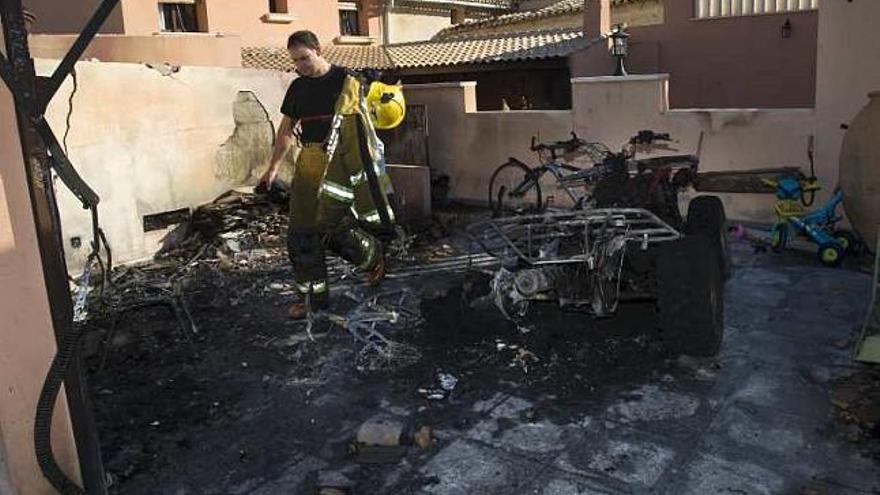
[763,137,858,267]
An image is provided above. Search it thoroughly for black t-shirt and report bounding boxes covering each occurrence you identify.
[280,65,348,143]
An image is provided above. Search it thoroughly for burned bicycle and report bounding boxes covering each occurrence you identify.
[488,130,700,225]
[473,131,728,357]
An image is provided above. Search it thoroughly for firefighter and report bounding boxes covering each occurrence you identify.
[259,30,402,319]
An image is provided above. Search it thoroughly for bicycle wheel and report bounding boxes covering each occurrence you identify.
[488,160,543,217]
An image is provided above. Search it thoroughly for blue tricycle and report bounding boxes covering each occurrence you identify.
[763,175,857,267]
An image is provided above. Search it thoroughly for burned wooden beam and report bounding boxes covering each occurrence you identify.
[693,167,805,194]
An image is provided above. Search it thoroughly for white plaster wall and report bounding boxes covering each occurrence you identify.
[571,75,815,222]
[405,82,573,202]
[406,77,816,223]
[37,60,295,270]
[388,11,453,43]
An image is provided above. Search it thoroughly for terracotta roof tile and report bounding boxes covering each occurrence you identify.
[323,44,396,70]
[434,0,585,40]
[242,28,593,72]
[398,0,513,8]
[241,47,294,72]
[388,27,587,68]
[434,0,643,40]
[242,45,395,72]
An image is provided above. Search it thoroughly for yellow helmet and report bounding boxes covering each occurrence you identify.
[366,81,406,130]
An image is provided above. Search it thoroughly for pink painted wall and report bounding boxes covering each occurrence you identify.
[573,1,818,109]
[0,43,81,495]
[29,33,242,67]
[23,0,125,33]
[194,0,339,47]
[28,0,348,48]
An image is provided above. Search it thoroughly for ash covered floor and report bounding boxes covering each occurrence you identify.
[78,194,880,495]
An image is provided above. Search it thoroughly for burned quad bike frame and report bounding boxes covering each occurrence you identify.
[471,131,729,358]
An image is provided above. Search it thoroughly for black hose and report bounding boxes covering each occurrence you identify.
[33,300,88,495]
[35,245,106,494]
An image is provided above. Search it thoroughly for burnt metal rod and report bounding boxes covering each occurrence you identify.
[0,52,21,95]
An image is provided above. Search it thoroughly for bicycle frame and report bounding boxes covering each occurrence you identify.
[540,161,594,208]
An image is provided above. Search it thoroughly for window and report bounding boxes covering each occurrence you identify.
[339,2,362,36]
[694,0,818,19]
[269,0,289,14]
[158,2,200,32]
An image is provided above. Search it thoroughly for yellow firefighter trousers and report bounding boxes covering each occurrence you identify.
[287,117,388,305]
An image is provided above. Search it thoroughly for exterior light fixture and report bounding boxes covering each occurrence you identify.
[782,19,792,39]
[609,24,630,76]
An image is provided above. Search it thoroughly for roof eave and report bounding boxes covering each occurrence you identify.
[397,0,512,10]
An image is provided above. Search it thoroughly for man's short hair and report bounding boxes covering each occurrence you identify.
[288,30,321,51]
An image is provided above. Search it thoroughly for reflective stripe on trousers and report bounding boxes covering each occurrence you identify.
[296,279,328,295]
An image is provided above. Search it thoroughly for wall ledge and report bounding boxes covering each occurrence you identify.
[666,108,815,114]
[260,13,297,24]
[405,81,477,89]
[572,74,670,84]
[476,109,572,115]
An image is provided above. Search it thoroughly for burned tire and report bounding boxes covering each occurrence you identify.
[684,195,731,281]
[655,236,724,357]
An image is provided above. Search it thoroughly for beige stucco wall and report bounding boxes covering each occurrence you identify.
[572,75,815,221]
[405,82,572,202]
[388,10,453,43]
[29,33,243,67]
[406,76,816,223]
[0,56,80,495]
[36,59,296,270]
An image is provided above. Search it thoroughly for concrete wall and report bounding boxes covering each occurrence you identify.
[574,1,818,109]
[388,10,452,43]
[0,54,80,495]
[29,33,243,67]
[36,59,296,270]
[405,82,574,202]
[405,76,815,222]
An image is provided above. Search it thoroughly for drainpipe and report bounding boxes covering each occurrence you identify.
[383,0,393,45]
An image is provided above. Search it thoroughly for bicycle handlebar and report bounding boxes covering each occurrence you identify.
[530,132,584,153]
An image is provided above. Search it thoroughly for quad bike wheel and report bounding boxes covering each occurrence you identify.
[684,195,731,281]
[654,236,724,357]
